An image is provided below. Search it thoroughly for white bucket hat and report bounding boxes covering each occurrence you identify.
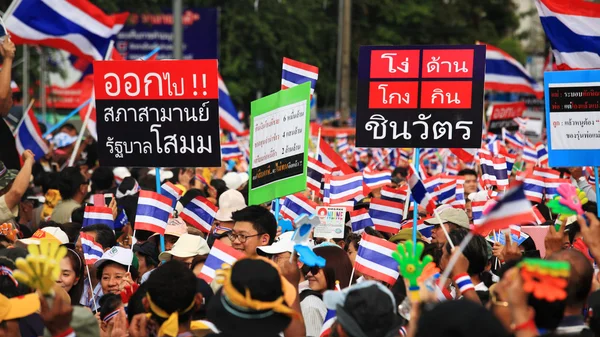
[158,234,210,261]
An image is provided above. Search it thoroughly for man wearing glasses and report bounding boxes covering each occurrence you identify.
[227,205,277,257]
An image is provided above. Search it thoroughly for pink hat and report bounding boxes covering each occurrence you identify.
[151,217,188,239]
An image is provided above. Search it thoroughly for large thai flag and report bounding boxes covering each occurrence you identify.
[369,198,403,234]
[82,205,113,228]
[134,190,173,235]
[472,185,536,236]
[354,232,399,285]
[318,141,354,175]
[535,0,600,70]
[198,240,245,284]
[363,170,391,189]
[180,196,218,234]
[408,166,436,214]
[281,57,319,97]
[160,181,183,208]
[349,209,373,233]
[523,174,545,203]
[324,173,363,204]
[15,107,49,160]
[307,157,332,197]
[319,309,336,337]
[218,74,245,135]
[433,181,457,205]
[221,141,244,161]
[80,232,103,265]
[380,185,408,204]
[280,193,317,221]
[480,43,543,98]
[6,0,128,61]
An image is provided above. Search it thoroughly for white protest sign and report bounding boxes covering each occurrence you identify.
[314,206,346,239]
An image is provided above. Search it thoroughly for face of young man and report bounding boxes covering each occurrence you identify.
[230,221,270,257]
[463,174,478,195]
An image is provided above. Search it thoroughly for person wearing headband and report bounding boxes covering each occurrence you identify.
[57,248,85,306]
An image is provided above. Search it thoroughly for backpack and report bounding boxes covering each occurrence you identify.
[299,289,323,302]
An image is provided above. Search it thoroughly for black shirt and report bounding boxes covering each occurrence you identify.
[0,118,20,169]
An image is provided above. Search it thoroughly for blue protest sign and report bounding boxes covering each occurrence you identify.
[545,70,600,167]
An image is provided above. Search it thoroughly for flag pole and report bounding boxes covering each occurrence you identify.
[412,148,420,254]
[42,98,92,137]
[595,167,600,218]
[315,127,322,160]
[155,168,166,256]
[68,91,94,167]
[433,208,454,248]
[11,98,34,136]
[86,265,98,312]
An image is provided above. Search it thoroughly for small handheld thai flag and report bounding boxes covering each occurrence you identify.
[502,128,524,148]
[522,146,538,165]
[281,57,319,97]
[472,184,536,236]
[479,153,508,187]
[160,181,183,208]
[368,198,403,234]
[114,209,128,230]
[307,157,332,198]
[221,141,244,161]
[471,200,488,226]
[281,193,317,221]
[544,178,571,200]
[536,142,549,167]
[408,166,436,214]
[134,191,173,235]
[324,173,363,204]
[533,167,561,180]
[349,209,373,233]
[319,141,354,175]
[381,185,408,204]
[198,240,245,284]
[336,133,349,153]
[433,181,457,205]
[82,206,114,228]
[363,170,391,189]
[80,232,103,265]
[523,173,545,203]
[354,232,399,285]
[15,107,49,160]
[180,196,218,234]
[319,309,336,337]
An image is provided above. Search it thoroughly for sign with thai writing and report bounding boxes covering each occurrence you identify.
[315,206,346,239]
[487,101,526,134]
[545,70,600,166]
[248,82,311,206]
[93,60,221,167]
[356,45,486,148]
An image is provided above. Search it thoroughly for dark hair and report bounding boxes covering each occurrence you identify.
[231,206,277,245]
[313,246,354,290]
[0,257,31,297]
[96,260,139,282]
[60,222,82,243]
[445,228,488,275]
[64,248,85,306]
[141,254,159,269]
[58,167,85,200]
[35,172,60,194]
[344,233,361,253]
[81,224,116,250]
[59,123,77,134]
[127,281,148,323]
[99,293,123,320]
[70,206,85,226]
[145,260,197,325]
[209,179,227,202]
[392,167,408,178]
[190,254,208,272]
[423,242,443,267]
[91,167,115,192]
[179,189,207,208]
[566,220,580,244]
[457,169,477,177]
[549,249,594,308]
[134,229,154,242]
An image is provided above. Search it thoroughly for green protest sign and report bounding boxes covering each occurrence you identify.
[248,82,311,205]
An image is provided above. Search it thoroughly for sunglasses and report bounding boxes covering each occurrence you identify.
[308,265,322,276]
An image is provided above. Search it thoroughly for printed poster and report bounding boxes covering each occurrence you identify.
[248,82,311,205]
[315,206,346,239]
[544,70,600,166]
[487,101,526,134]
[356,45,486,148]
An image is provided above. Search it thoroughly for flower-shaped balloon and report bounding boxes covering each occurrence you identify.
[417,262,440,284]
[518,258,570,302]
[13,239,67,295]
[392,240,433,288]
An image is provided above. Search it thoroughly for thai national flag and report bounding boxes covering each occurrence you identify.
[6,0,128,61]
[307,157,332,197]
[450,148,477,163]
[134,191,173,235]
[281,193,317,221]
[319,309,336,337]
[354,232,399,285]
[336,133,349,153]
[15,107,49,160]
[324,173,363,204]
[471,200,488,226]
[363,170,391,189]
[350,209,373,233]
[408,166,436,214]
[502,128,524,148]
[433,181,457,205]
[544,178,571,200]
[160,181,183,208]
[479,153,508,187]
[523,173,545,203]
[218,74,245,135]
[472,185,536,236]
[318,141,354,175]
[536,142,549,167]
[533,167,561,180]
[380,185,408,204]
[535,0,600,70]
[523,146,538,165]
[80,232,103,265]
[369,198,403,234]
[198,240,245,284]
[452,177,466,209]
[180,196,218,233]
[503,153,517,176]
[221,141,244,161]
[281,57,319,97]
[480,43,543,98]
[82,206,114,228]
[402,218,435,239]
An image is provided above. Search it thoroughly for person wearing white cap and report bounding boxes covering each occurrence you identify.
[207,190,246,247]
[158,234,210,268]
[222,172,248,191]
[17,226,69,246]
[94,246,136,300]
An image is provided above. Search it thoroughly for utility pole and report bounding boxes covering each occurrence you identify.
[172,0,183,59]
[334,0,343,113]
[339,0,352,122]
[22,45,28,116]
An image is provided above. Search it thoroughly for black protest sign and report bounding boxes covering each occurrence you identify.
[93,60,221,167]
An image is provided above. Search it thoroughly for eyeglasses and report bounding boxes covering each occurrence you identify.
[489,284,509,307]
[308,265,321,276]
[226,232,264,243]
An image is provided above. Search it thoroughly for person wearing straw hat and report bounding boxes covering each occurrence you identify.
[0,151,35,224]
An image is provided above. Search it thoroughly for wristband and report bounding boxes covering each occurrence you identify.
[52,327,75,337]
[453,273,475,294]
[512,317,537,332]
